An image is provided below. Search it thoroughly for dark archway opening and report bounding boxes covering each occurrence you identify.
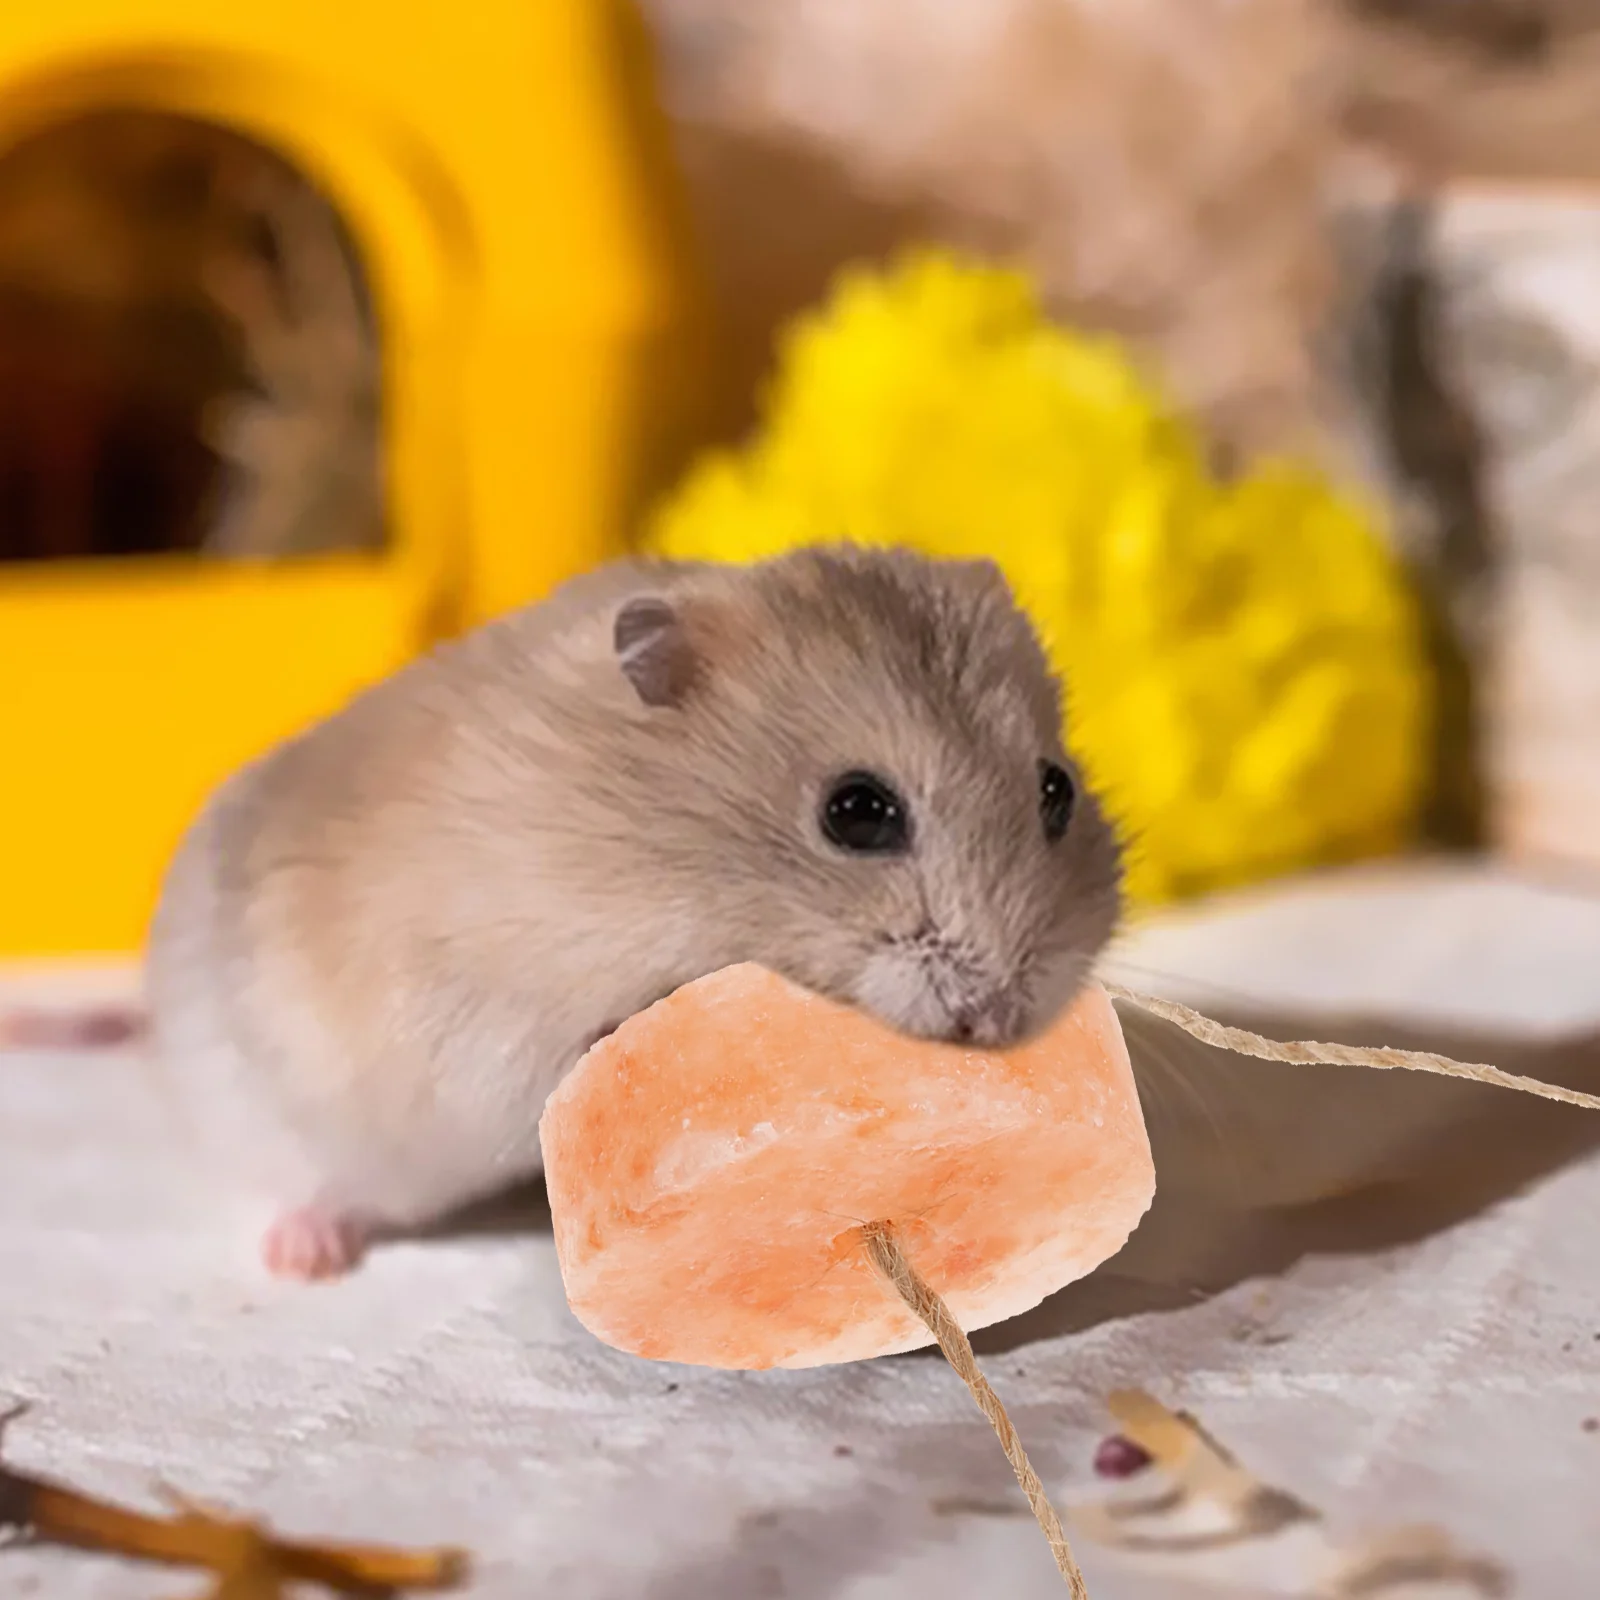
[0,108,384,565]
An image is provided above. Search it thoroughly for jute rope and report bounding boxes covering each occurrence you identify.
[858,1221,1089,1599]
[1104,984,1600,1114]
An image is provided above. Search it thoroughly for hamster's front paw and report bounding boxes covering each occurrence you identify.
[261,1205,370,1281]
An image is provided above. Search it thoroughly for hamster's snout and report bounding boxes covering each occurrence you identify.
[853,931,1037,1049]
[946,990,1028,1048]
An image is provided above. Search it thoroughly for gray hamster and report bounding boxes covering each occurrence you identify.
[143,545,1123,1278]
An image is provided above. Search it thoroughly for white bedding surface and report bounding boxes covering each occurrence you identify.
[2,859,1597,1598]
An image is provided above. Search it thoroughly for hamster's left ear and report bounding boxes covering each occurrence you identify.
[614,595,699,708]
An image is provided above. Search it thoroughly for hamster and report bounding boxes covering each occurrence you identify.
[142,545,1123,1279]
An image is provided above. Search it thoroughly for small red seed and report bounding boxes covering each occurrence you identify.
[1093,1433,1153,1478]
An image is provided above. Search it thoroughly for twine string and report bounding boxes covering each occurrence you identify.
[858,1221,1089,1598]
[1104,984,1600,1114]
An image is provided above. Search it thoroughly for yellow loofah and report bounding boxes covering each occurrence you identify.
[642,251,1431,905]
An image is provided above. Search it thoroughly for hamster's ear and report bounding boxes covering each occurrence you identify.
[613,595,698,708]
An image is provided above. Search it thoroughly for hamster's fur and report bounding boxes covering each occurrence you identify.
[144,547,1122,1278]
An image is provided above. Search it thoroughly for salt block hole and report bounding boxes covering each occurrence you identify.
[0,108,384,564]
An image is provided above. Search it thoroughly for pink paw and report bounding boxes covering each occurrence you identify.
[261,1207,369,1281]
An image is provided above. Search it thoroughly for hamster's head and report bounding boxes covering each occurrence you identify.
[607,545,1124,1047]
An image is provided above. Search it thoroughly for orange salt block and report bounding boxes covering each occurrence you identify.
[539,964,1154,1370]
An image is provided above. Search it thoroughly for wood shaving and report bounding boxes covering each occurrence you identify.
[1072,1391,1509,1596]
[0,1405,466,1598]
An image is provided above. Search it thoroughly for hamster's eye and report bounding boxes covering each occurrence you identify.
[1039,760,1075,843]
[821,772,911,855]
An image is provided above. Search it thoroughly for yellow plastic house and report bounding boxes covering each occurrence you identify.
[0,0,710,956]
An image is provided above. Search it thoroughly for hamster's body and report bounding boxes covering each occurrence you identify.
[145,547,1122,1277]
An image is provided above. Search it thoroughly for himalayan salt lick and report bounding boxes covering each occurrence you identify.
[539,963,1155,1371]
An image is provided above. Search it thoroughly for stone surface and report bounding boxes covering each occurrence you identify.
[541,965,1153,1370]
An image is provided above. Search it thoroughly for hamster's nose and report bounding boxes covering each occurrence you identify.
[949,990,1026,1047]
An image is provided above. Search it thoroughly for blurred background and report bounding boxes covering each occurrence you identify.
[5,9,1600,1592]
[6,0,1600,956]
